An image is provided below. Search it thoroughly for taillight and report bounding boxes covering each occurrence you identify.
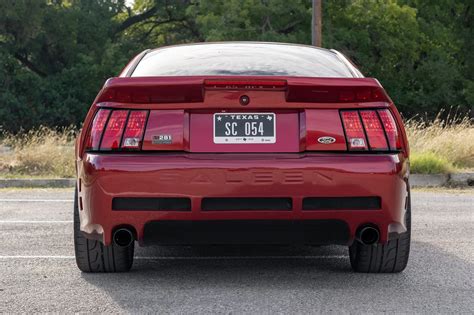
[360,110,388,150]
[378,109,401,150]
[100,110,128,150]
[86,109,110,150]
[121,110,148,149]
[341,109,401,152]
[341,111,368,150]
[85,109,149,151]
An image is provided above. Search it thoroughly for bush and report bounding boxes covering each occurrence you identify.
[410,152,454,174]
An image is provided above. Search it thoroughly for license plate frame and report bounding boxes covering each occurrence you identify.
[213,113,276,144]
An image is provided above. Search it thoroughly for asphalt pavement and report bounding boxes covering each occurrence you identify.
[0,188,473,313]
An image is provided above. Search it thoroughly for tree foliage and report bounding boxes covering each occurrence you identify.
[0,0,471,131]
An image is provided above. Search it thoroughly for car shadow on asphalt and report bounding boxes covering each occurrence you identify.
[80,241,473,312]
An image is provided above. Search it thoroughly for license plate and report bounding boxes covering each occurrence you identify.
[213,113,276,144]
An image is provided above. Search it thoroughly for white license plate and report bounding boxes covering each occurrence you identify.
[213,113,276,144]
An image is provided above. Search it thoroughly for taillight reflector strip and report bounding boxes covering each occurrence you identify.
[100,110,128,150]
[121,110,148,149]
[341,111,368,150]
[360,110,388,150]
[86,109,110,150]
[378,109,401,150]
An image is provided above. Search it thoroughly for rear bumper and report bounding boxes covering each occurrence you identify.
[77,153,409,246]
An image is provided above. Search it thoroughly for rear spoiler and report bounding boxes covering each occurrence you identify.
[94,77,391,104]
[95,77,204,103]
[285,77,391,103]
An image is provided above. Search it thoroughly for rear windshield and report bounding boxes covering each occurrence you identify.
[131,43,354,78]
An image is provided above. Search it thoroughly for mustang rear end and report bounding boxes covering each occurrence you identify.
[74,42,411,273]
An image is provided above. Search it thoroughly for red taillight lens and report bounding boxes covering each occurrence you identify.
[121,110,148,149]
[341,111,368,150]
[360,110,388,150]
[378,109,401,150]
[204,79,287,90]
[100,110,128,150]
[86,109,110,150]
[85,109,150,152]
[340,109,402,152]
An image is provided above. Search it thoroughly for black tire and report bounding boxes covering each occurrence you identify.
[73,187,134,272]
[349,186,411,273]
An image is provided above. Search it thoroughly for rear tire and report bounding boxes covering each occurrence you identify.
[349,186,411,273]
[73,187,134,272]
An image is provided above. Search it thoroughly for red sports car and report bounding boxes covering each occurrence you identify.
[74,42,411,273]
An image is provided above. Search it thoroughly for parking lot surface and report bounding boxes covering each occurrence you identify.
[0,188,473,313]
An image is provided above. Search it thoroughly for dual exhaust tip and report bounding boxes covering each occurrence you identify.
[356,225,380,245]
[113,228,134,247]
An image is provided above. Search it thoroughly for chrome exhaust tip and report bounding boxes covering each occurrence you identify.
[357,225,380,245]
[113,228,134,247]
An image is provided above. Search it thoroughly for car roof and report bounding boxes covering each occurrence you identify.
[149,41,334,54]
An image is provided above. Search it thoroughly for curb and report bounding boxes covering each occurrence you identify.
[410,173,473,188]
[0,174,472,189]
[449,173,474,187]
[410,174,449,188]
[0,178,76,188]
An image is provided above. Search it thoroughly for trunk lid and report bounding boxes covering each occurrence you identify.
[82,76,399,155]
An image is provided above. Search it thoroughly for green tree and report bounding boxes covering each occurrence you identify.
[402,0,473,114]
[0,0,471,132]
[323,0,424,115]
[187,0,312,43]
[0,0,187,131]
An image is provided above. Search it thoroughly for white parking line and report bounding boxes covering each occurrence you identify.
[0,220,72,224]
[0,199,73,202]
[135,255,348,260]
[0,255,347,260]
[0,255,75,259]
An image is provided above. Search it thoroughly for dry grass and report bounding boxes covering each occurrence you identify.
[405,113,473,172]
[0,126,76,178]
[0,113,472,177]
